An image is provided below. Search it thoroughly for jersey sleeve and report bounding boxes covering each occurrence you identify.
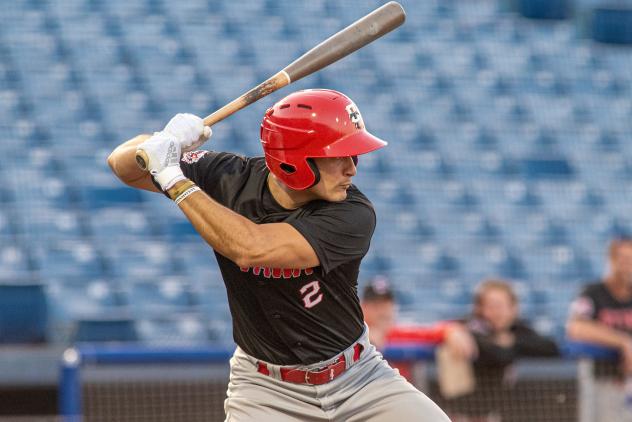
[287,197,376,274]
[152,150,247,205]
[568,287,597,321]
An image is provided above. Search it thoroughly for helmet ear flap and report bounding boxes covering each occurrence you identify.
[264,154,317,190]
[280,163,296,174]
[306,158,320,188]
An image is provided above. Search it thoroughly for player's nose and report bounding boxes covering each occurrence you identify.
[343,156,357,177]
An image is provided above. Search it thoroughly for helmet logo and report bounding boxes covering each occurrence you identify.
[345,104,364,129]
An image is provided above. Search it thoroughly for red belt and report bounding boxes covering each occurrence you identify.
[257,343,363,385]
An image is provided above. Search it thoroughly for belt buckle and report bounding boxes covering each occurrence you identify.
[304,370,312,385]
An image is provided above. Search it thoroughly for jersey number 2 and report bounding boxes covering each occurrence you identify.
[300,281,323,309]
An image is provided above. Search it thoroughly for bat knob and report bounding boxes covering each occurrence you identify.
[135,150,149,171]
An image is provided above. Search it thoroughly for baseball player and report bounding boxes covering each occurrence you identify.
[108,89,450,421]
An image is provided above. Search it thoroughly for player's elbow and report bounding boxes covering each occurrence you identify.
[107,150,119,176]
[233,245,268,269]
[107,148,139,187]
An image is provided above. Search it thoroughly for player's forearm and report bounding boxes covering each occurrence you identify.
[172,181,262,267]
[566,319,632,350]
[107,134,152,184]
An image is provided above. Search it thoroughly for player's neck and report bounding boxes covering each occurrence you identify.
[267,174,314,210]
[606,274,632,300]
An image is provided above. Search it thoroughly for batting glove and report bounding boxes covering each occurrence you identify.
[163,113,212,152]
[137,131,186,191]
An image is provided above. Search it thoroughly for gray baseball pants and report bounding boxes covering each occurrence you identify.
[224,328,451,421]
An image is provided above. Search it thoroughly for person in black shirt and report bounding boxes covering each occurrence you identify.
[108,89,450,421]
[440,279,559,420]
[567,237,632,374]
[461,279,559,367]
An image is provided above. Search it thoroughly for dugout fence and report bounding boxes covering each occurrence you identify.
[59,343,627,422]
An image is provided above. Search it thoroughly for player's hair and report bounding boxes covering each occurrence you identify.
[472,278,517,317]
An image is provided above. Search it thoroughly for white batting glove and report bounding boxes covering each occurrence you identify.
[163,113,212,152]
[137,131,186,191]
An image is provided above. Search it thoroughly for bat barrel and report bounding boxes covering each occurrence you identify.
[283,1,406,83]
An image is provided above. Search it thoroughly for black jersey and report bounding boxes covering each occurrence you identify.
[174,150,375,365]
[568,281,632,333]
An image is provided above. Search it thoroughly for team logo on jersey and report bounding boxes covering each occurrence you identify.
[240,266,314,279]
[181,150,208,164]
[345,103,364,129]
[569,297,593,319]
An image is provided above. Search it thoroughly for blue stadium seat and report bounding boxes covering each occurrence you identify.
[81,186,144,209]
[523,156,575,180]
[47,278,126,323]
[34,241,106,279]
[549,246,594,282]
[125,277,195,315]
[0,0,631,348]
[103,240,178,279]
[89,208,158,242]
[74,317,138,343]
[0,245,34,276]
[536,219,571,247]
[137,314,212,345]
[0,209,17,238]
[495,250,529,280]
[0,282,48,343]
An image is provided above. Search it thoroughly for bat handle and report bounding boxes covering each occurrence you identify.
[135,149,150,171]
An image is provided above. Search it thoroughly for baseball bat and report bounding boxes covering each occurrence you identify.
[136,1,406,170]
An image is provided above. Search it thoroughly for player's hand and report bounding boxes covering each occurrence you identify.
[444,323,478,360]
[136,131,185,191]
[163,113,212,152]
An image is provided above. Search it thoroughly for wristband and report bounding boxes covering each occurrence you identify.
[175,186,201,205]
[167,179,196,200]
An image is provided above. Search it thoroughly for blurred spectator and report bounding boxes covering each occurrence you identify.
[446,279,559,369]
[361,276,472,384]
[567,237,632,373]
[439,279,560,421]
[360,275,396,350]
[361,276,468,351]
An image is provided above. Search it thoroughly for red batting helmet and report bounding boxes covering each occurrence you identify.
[260,89,387,190]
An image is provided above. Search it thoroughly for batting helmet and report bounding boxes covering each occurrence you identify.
[260,89,387,190]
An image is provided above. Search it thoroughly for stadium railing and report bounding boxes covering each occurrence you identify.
[59,341,628,422]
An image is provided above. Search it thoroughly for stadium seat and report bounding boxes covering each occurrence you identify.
[73,317,138,343]
[81,186,144,209]
[2,0,632,347]
[136,314,212,345]
[34,241,106,279]
[0,245,34,276]
[592,6,632,45]
[125,277,195,315]
[0,282,48,343]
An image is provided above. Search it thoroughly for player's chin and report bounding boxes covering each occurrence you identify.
[329,188,349,202]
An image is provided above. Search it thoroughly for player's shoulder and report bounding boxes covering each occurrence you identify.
[343,185,375,216]
[181,150,265,173]
[346,185,373,208]
[579,281,607,298]
[309,185,376,227]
